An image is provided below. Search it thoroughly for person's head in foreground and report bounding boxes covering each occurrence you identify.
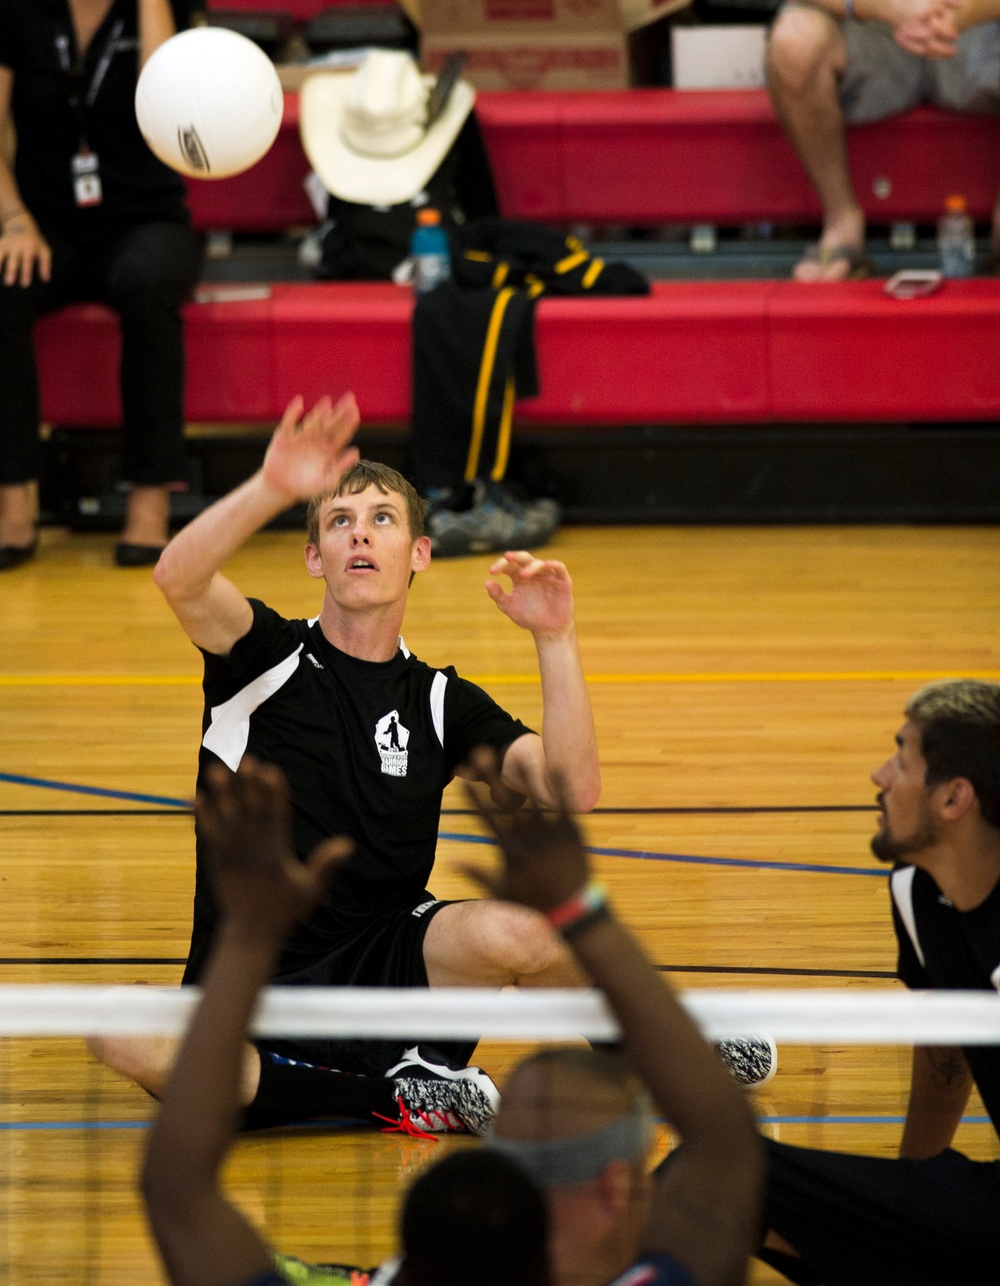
[487,1047,655,1283]
[871,678,1000,878]
[395,1149,549,1286]
[304,460,430,606]
[141,753,759,1286]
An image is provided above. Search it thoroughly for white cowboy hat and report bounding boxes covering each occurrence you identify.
[300,50,475,207]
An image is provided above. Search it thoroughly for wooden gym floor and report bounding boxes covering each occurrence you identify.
[2,522,999,1283]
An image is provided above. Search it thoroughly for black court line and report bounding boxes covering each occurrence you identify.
[656,964,895,979]
[3,807,876,819]
[0,957,186,965]
[0,808,191,817]
[442,806,876,816]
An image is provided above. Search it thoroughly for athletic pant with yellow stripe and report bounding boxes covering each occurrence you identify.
[411,280,538,493]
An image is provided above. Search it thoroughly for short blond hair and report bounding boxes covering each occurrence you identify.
[306,461,426,545]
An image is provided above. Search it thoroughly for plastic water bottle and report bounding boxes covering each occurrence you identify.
[937,195,975,278]
[411,207,451,295]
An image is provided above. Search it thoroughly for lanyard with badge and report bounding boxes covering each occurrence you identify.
[55,16,125,208]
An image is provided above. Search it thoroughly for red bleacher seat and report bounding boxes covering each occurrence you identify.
[35,279,1000,429]
[205,0,387,17]
[184,90,1000,233]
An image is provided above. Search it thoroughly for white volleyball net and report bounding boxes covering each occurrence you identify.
[0,985,997,1286]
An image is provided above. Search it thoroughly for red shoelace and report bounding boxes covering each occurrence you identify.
[373,1093,452,1141]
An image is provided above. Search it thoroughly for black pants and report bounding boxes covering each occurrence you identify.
[761,1137,1000,1285]
[0,220,203,487]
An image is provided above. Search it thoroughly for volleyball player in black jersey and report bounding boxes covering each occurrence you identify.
[92,391,602,1134]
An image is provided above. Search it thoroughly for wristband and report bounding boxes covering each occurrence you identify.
[546,880,608,933]
[560,901,611,942]
[843,0,854,18]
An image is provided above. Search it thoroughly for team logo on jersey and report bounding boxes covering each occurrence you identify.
[375,710,410,777]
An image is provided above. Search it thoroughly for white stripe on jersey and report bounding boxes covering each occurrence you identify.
[429,671,448,748]
[202,645,303,771]
[890,865,926,969]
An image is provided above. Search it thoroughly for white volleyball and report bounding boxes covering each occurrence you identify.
[135,28,283,180]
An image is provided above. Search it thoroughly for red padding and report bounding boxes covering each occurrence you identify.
[769,278,1000,421]
[186,90,1000,233]
[475,90,1000,224]
[35,279,1000,429]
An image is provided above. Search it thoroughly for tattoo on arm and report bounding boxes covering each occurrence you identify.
[926,1046,970,1092]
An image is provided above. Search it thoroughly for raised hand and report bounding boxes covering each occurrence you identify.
[459,747,590,912]
[0,213,52,288]
[262,392,361,502]
[486,552,575,637]
[196,757,353,942]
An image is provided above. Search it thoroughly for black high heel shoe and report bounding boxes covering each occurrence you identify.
[0,537,38,572]
[114,542,165,568]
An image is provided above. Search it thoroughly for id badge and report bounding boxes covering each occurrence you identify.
[72,150,102,207]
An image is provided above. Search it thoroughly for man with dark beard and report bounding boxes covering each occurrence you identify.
[758,678,1000,1286]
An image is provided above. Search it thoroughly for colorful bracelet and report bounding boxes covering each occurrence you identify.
[546,880,608,933]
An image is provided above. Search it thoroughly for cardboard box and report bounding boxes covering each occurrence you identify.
[403,0,690,90]
[671,25,767,90]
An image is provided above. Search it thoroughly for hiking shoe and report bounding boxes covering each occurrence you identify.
[384,1075,499,1136]
[427,483,560,557]
[716,1037,777,1087]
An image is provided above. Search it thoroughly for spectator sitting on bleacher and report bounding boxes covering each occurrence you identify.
[0,0,203,571]
[767,0,1000,280]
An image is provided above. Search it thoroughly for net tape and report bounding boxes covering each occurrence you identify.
[1,985,1000,1044]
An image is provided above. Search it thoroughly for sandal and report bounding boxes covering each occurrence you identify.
[795,243,872,281]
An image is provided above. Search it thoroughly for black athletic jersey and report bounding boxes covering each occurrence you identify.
[890,863,1000,1135]
[0,0,191,238]
[190,599,532,975]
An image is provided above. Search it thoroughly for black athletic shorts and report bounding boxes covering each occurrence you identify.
[257,896,477,1077]
[761,1137,1000,1286]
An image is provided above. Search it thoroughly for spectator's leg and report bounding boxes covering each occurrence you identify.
[767,5,863,281]
[99,221,203,548]
[0,232,78,549]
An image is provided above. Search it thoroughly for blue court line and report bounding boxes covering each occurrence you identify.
[759,1115,992,1126]
[439,831,887,878]
[0,771,188,809]
[1,771,886,878]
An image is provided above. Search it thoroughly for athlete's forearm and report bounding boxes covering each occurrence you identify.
[142,921,278,1284]
[138,0,178,68]
[154,470,295,602]
[899,1044,972,1158]
[569,912,762,1282]
[145,923,277,1194]
[534,627,600,812]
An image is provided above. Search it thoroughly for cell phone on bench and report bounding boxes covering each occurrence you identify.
[884,269,943,300]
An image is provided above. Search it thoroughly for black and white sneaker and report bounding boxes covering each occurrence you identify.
[716,1037,777,1087]
[382,1045,500,1136]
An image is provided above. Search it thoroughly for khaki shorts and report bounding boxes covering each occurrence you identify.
[840,18,1000,123]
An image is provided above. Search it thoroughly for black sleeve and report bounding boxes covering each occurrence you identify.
[200,599,303,707]
[441,668,534,775]
[0,0,19,71]
[169,0,197,31]
[891,884,931,990]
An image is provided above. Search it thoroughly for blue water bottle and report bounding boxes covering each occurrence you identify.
[411,207,451,295]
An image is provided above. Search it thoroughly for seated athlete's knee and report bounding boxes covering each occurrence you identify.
[476,906,563,977]
[768,6,840,87]
[86,1034,171,1092]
